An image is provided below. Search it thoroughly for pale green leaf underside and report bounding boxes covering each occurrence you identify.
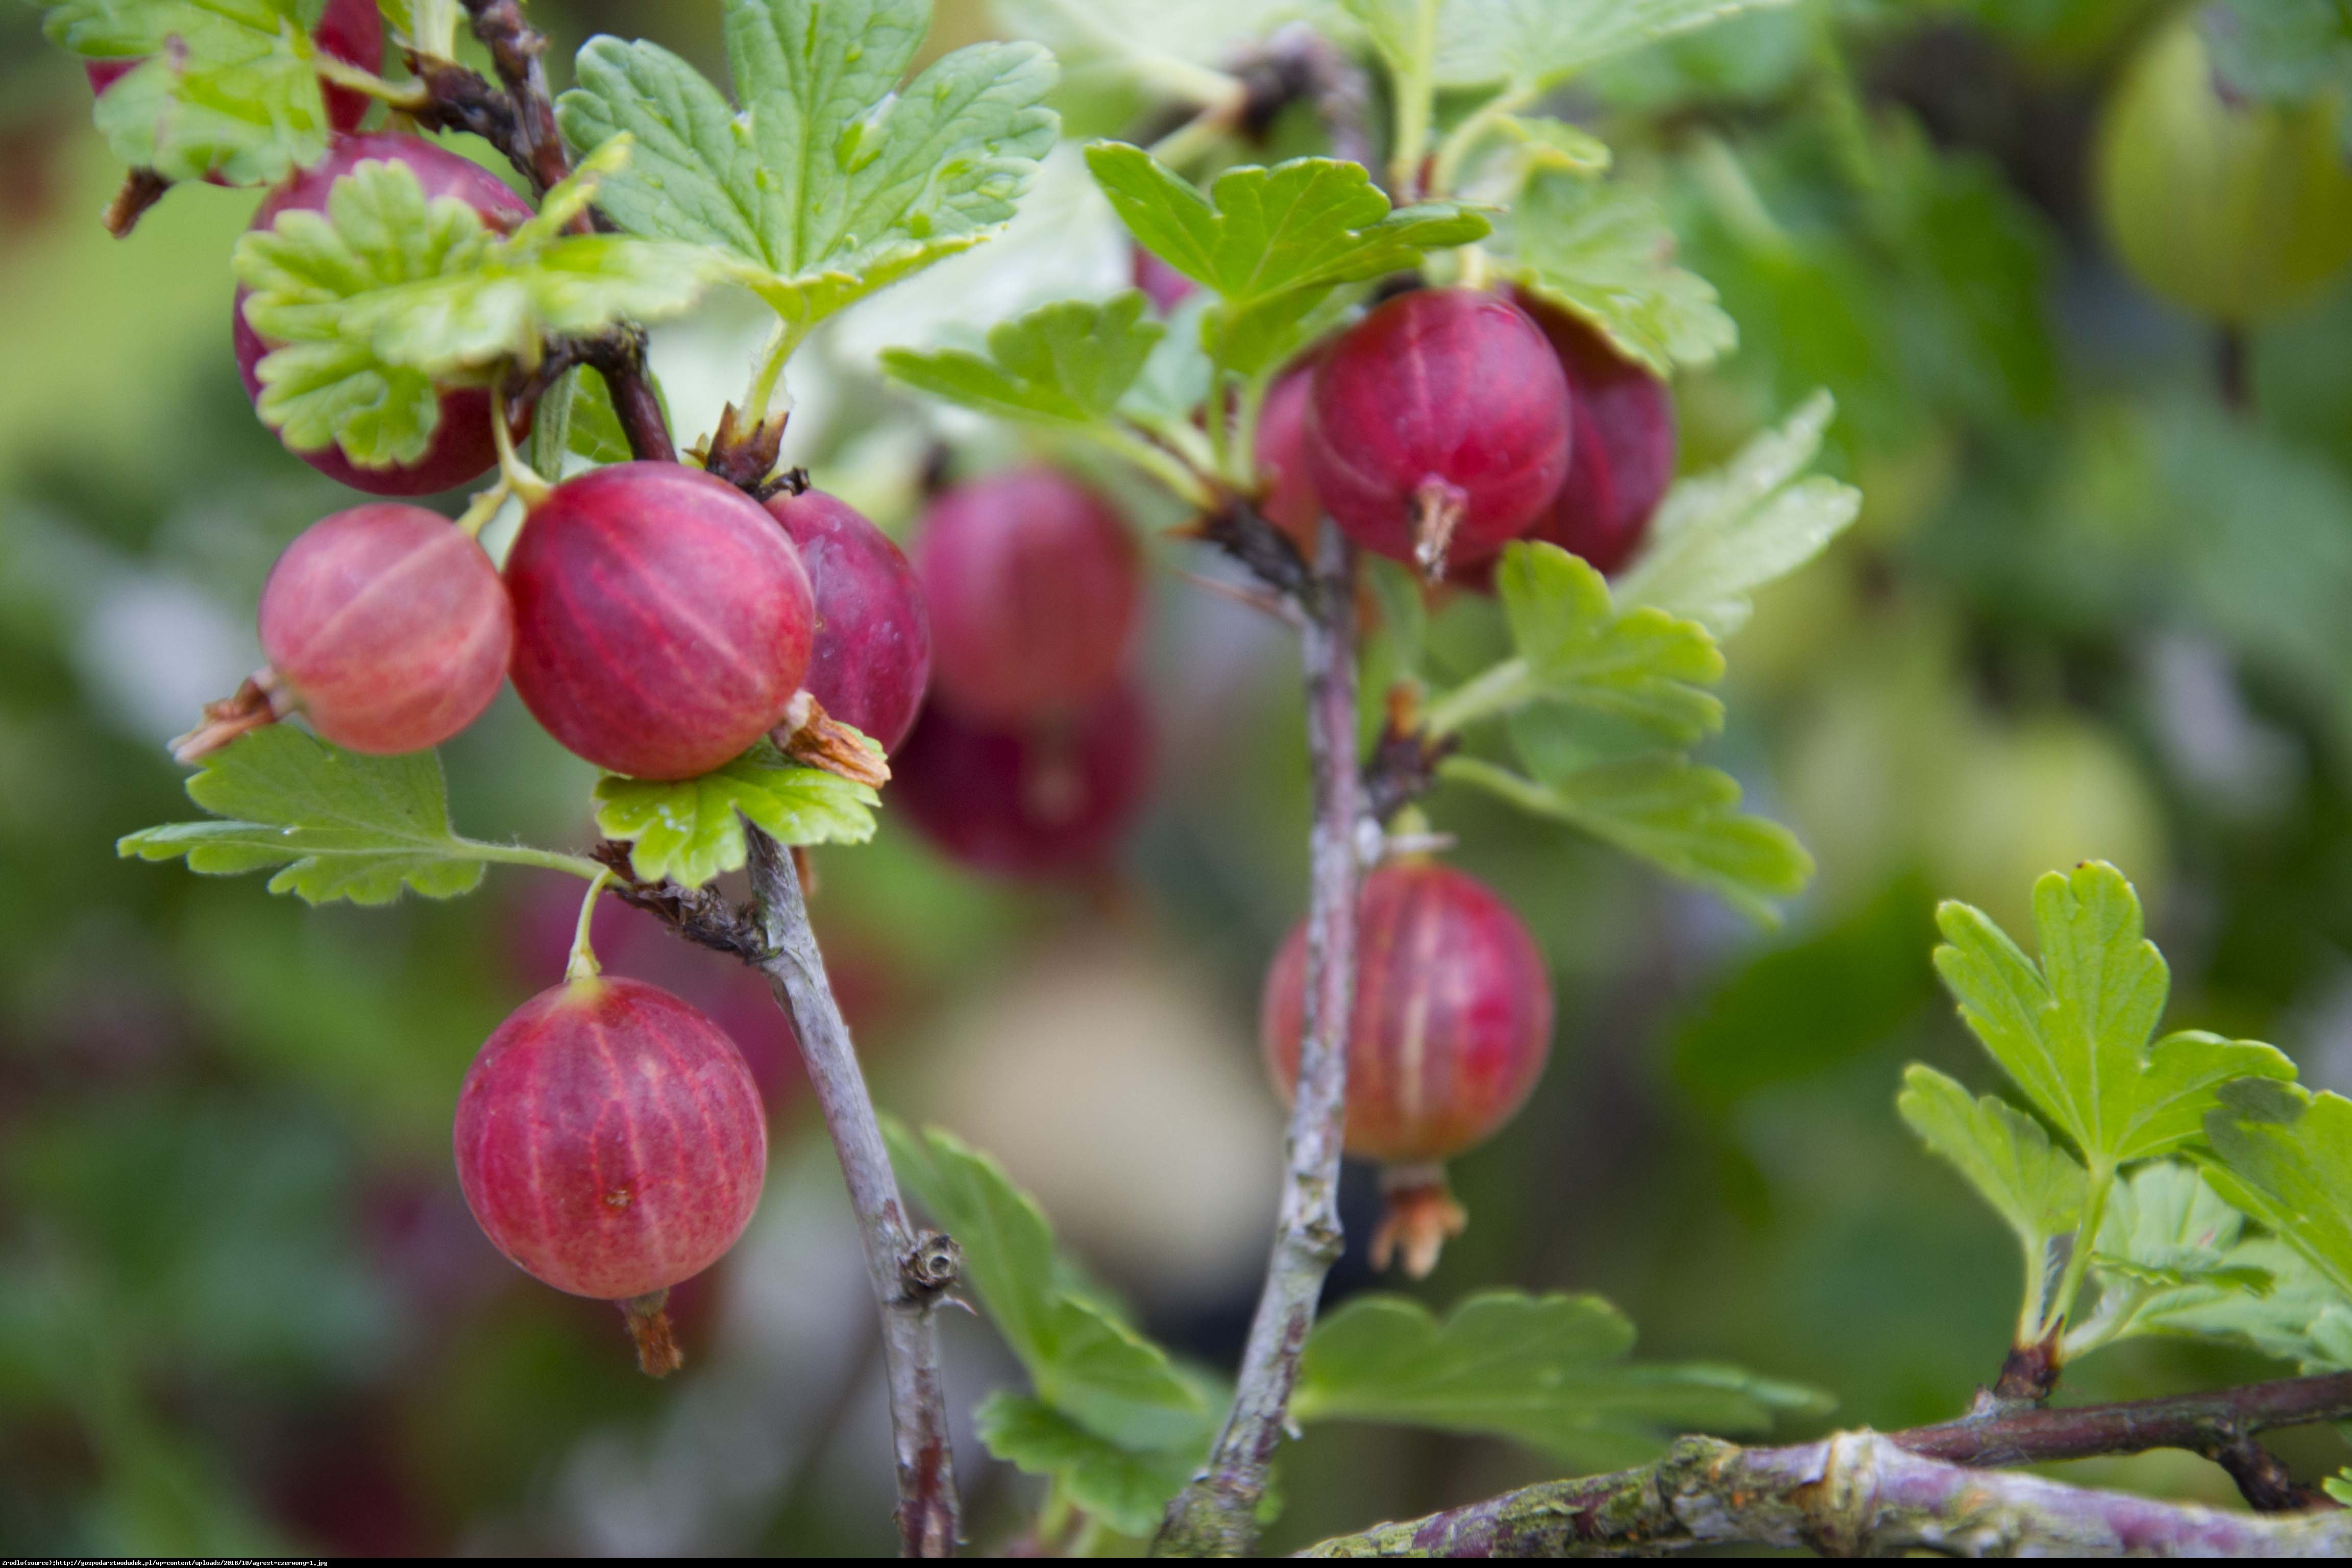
[44,0,333,185]
[2202,1079,2352,1303]
[1497,172,1733,375]
[2130,1237,2352,1371]
[1494,543,1724,744]
[2063,1163,2274,1358]
[556,0,1059,326]
[880,292,1163,425]
[974,1393,1202,1538]
[116,727,489,905]
[1293,1292,1828,1473]
[594,752,878,888]
[1615,391,1859,639]
[1897,1063,2086,1264]
[1934,863,2295,1170]
[886,1122,1207,1453]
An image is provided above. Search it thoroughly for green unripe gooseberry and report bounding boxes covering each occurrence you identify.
[2095,13,2352,324]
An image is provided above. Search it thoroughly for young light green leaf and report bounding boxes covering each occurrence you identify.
[117,727,490,905]
[1934,863,2296,1171]
[975,1393,1205,1538]
[1491,542,1724,744]
[1087,145,1489,305]
[1497,114,1613,175]
[2061,1162,2274,1360]
[2129,1238,2352,1371]
[886,1122,1208,1452]
[2202,1079,2352,1302]
[1291,1292,1828,1473]
[1615,391,1859,639]
[1495,172,1734,375]
[1432,0,1796,91]
[880,293,1164,426]
[1897,1063,2086,1330]
[1440,753,1810,922]
[556,0,1059,328]
[594,752,878,888]
[42,0,334,185]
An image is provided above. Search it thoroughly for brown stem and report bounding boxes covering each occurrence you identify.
[457,0,572,200]
[1156,522,1360,1555]
[745,826,961,1557]
[1310,1370,2352,1555]
[1305,1430,2352,1558]
[2209,1435,2334,1513]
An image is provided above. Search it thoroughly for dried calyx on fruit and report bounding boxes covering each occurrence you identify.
[236,135,536,496]
[176,503,513,761]
[455,943,768,1376]
[766,487,932,755]
[1513,295,1676,576]
[505,461,816,781]
[1262,855,1553,1276]
[914,466,1141,724]
[894,683,1152,880]
[1305,287,1572,580]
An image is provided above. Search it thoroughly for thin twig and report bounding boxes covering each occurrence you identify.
[1157,522,1360,1555]
[457,0,571,199]
[746,826,962,1558]
[1305,1429,2352,1558]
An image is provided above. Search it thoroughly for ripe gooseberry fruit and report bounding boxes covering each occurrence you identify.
[2096,14,2352,324]
[237,134,534,495]
[454,975,767,1374]
[1263,858,1553,1277]
[765,487,932,753]
[88,0,382,139]
[1254,361,1323,555]
[505,461,816,781]
[913,467,1140,724]
[1305,287,1571,577]
[1133,246,1197,313]
[175,503,512,760]
[894,683,1152,879]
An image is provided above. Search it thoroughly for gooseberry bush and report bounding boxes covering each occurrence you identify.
[43,0,2352,1555]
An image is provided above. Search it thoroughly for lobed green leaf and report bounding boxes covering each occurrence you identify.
[1495,172,1734,375]
[594,750,879,889]
[1933,863,2296,1171]
[1492,542,1724,744]
[1429,0,1797,91]
[2202,1079,2352,1303]
[880,293,1164,427]
[974,1393,1203,1538]
[1897,1063,2086,1312]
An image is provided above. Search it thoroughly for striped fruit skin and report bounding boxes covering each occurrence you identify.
[505,462,816,780]
[88,0,383,136]
[1262,861,1553,1164]
[894,683,1151,878]
[454,976,768,1301]
[236,135,534,496]
[1516,295,1675,576]
[765,488,932,753]
[914,467,1139,723]
[1304,288,1572,568]
[258,503,512,754]
[1254,362,1322,555]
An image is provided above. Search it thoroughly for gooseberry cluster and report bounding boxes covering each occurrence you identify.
[897,465,1154,878]
[1258,285,1678,582]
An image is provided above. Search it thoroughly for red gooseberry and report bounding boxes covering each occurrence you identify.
[236,134,534,496]
[1262,858,1553,1276]
[88,0,382,140]
[453,976,767,1311]
[504,462,816,780]
[1304,287,1572,576]
[913,467,1140,724]
[765,487,932,753]
[894,683,1152,879]
[254,502,513,754]
[1515,293,1676,576]
[1133,246,1197,313]
[1254,361,1323,554]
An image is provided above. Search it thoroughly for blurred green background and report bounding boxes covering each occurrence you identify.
[10,0,2352,1553]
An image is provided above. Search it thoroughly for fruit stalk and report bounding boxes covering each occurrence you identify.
[744,826,961,1558]
[1158,522,1361,1556]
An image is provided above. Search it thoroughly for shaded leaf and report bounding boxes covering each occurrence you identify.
[1496,172,1734,374]
[880,293,1163,426]
[2202,1079,2352,1301]
[975,1392,1203,1537]
[593,750,879,888]
[1897,1063,2086,1320]
[1432,0,1798,90]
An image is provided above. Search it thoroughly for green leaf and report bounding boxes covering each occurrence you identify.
[886,1122,1208,1451]
[234,148,723,468]
[1614,391,1859,638]
[594,751,879,888]
[2127,1238,2352,1371]
[880,293,1164,426]
[42,0,334,185]
[1496,172,1734,375]
[1492,543,1724,744]
[975,1392,1202,1537]
[556,1,1059,328]
[1497,113,1613,176]
[1430,0,1797,91]
[1897,1063,2086,1323]
[2092,1162,2263,1292]
[1933,863,2296,1171]
[1291,1292,1828,1473]
[1440,753,1810,922]
[2202,1079,2352,1302]
[2204,1,2352,114]
[2329,1469,2352,1508]
[116,728,491,905]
